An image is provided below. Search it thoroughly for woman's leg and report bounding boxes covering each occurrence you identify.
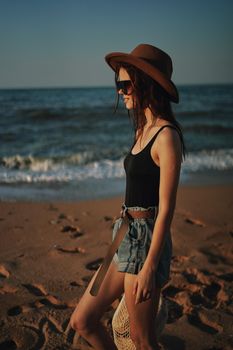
[124,273,162,350]
[69,260,125,350]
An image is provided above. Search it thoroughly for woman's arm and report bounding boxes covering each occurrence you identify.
[133,127,182,304]
[144,127,182,271]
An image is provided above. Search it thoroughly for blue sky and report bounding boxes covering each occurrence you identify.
[0,0,232,88]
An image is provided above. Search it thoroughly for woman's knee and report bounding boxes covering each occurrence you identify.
[70,307,98,333]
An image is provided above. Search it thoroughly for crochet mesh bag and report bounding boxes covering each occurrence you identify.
[112,293,168,350]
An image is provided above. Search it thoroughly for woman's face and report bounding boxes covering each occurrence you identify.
[118,67,135,110]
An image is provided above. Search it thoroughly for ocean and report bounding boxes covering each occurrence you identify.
[0,84,233,201]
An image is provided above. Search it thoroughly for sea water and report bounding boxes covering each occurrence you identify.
[0,84,232,201]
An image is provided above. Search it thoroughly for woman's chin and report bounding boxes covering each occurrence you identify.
[125,102,133,110]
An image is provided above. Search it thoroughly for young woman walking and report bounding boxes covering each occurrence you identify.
[70,43,186,350]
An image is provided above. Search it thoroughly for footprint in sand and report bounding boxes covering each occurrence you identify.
[163,281,194,315]
[54,245,86,254]
[61,225,77,232]
[103,215,114,222]
[165,299,183,323]
[183,267,211,285]
[170,255,191,273]
[86,258,103,271]
[61,225,84,239]
[185,217,206,227]
[0,283,18,295]
[7,304,35,316]
[166,265,230,315]
[7,292,72,317]
[22,283,48,296]
[7,316,64,350]
[39,295,68,309]
[187,309,223,334]
[21,325,45,349]
[171,255,190,265]
[31,316,83,349]
[203,281,229,307]
[41,315,64,333]
[198,309,224,333]
[0,264,10,279]
[202,282,221,300]
[189,291,216,309]
[7,305,24,317]
[163,285,184,298]
[199,247,230,265]
[217,272,233,282]
[69,231,84,239]
[70,281,82,287]
[177,266,229,311]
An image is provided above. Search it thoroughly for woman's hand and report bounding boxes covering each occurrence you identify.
[133,265,156,304]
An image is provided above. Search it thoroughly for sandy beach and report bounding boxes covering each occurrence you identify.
[0,184,232,350]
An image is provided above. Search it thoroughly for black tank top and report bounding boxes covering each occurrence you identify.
[124,125,181,208]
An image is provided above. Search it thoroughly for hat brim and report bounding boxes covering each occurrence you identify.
[105,52,179,103]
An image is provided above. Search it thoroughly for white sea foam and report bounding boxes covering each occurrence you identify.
[182,148,233,172]
[1,155,54,171]
[0,159,125,183]
[0,148,233,184]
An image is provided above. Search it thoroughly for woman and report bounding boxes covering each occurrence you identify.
[70,43,186,350]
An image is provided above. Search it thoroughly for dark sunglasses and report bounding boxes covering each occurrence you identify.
[116,80,133,95]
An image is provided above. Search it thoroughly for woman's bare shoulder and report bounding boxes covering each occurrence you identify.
[152,123,182,158]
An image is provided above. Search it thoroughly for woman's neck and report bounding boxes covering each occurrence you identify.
[144,107,160,127]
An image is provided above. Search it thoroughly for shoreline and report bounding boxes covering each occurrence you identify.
[1,171,233,203]
[0,184,232,349]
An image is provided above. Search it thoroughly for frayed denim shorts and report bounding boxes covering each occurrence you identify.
[112,204,173,289]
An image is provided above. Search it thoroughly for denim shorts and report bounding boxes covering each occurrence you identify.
[112,204,173,289]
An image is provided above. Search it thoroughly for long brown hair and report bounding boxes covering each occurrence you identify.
[113,62,186,160]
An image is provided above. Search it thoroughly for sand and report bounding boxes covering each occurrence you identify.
[0,185,232,350]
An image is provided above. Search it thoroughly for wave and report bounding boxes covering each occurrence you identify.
[0,159,125,183]
[0,149,128,171]
[1,153,99,171]
[0,149,233,184]
[182,148,233,172]
[1,155,55,171]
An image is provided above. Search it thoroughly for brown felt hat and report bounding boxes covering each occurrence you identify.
[105,43,179,103]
